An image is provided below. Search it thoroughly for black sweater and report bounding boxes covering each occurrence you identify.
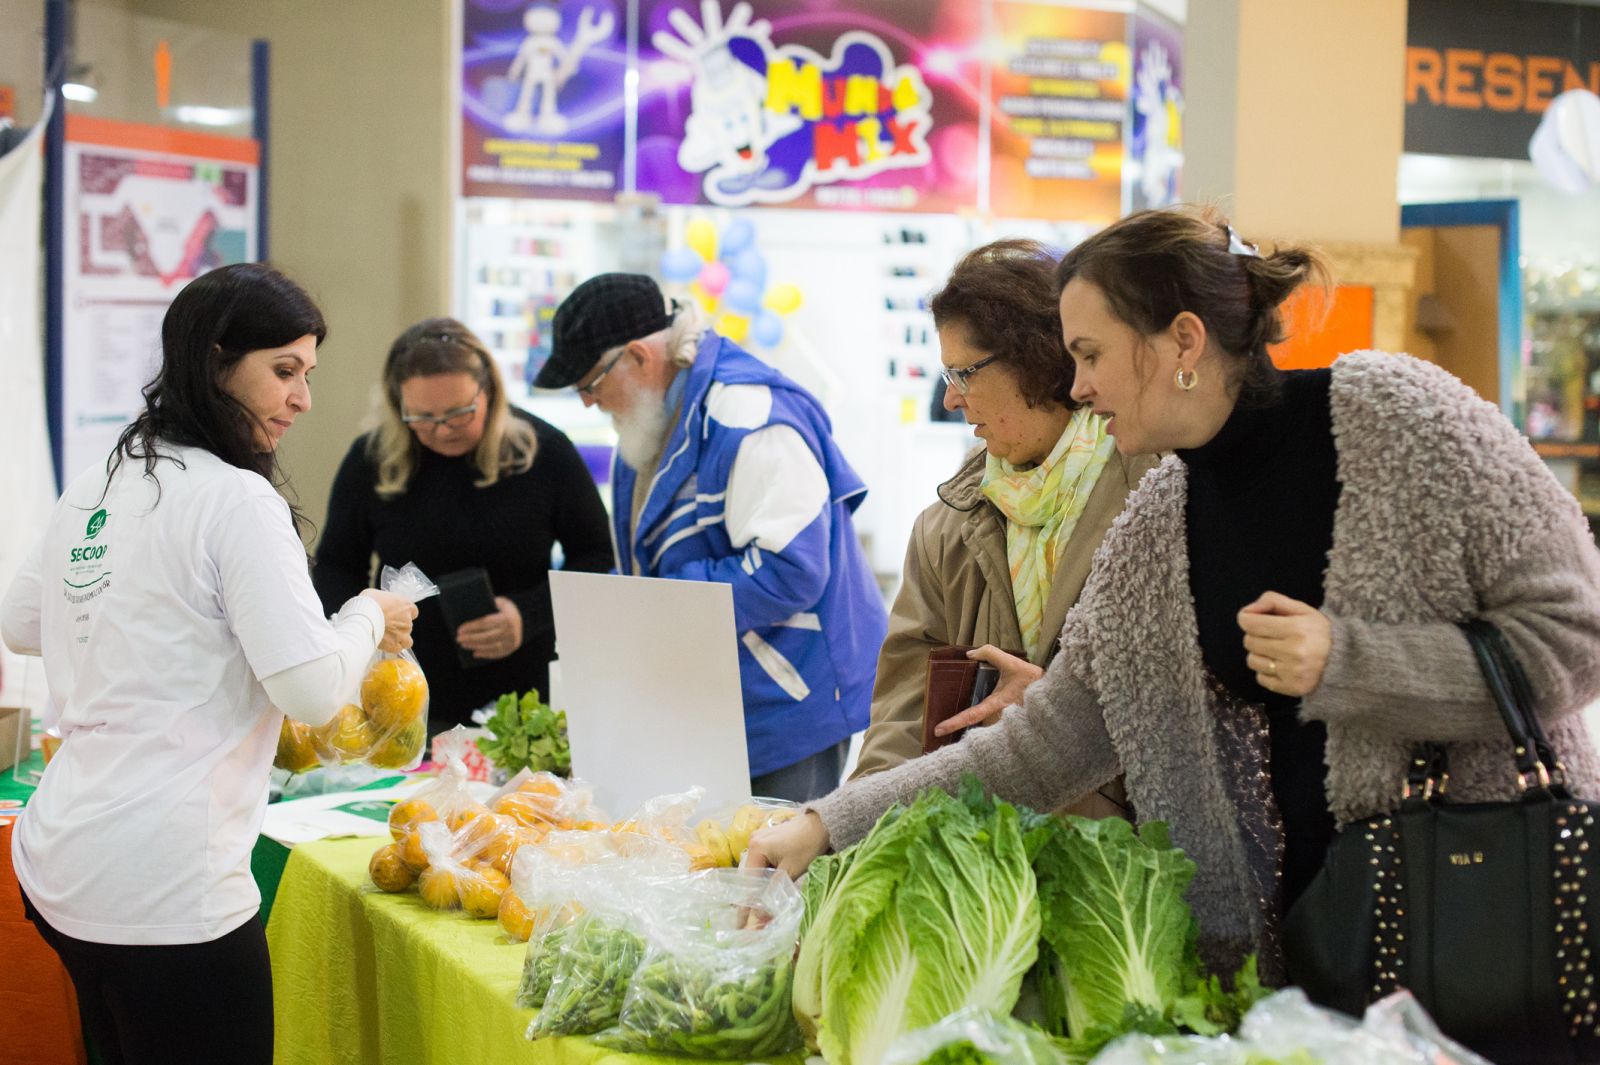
[1176,368,1340,909]
[313,410,614,730]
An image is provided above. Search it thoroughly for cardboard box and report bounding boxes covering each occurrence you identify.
[0,706,23,774]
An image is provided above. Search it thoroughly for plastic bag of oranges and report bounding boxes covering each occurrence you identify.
[275,563,437,774]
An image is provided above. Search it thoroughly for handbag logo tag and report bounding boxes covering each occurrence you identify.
[1448,851,1485,866]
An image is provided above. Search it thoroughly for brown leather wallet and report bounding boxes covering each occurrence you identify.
[922,645,1024,754]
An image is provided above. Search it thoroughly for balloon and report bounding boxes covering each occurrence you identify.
[728,249,767,289]
[763,282,803,316]
[685,218,718,263]
[716,312,750,343]
[723,278,762,314]
[719,218,756,257]
[698,260,731,296]
[661,248,702,282]
[751,309,784,348]
[690,280,719,315]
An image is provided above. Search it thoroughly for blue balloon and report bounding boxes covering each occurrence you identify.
[751,309,784,348]
[728,249,767,289]
[661,247,703,282]
[724,278,763,315]
[720,219,756,257]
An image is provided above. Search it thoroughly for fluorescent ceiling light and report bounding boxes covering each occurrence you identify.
[173,105,251,127]
[62,82,97,103]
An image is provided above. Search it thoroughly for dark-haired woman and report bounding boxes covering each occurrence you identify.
[750,206,1600,985]
[852,240,1156,827]
[0,263,416,1065]
[313,318,613,731]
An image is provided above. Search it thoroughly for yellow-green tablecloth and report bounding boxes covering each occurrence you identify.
[266,835,810,1065]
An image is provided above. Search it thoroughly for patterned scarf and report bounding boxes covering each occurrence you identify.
[980,407,1115,658]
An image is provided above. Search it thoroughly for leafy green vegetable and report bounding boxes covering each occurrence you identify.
[794,788,1041,1065]
[478,690,570,776]
[1172,954,1270,1037]
[1031,815,1197,1048]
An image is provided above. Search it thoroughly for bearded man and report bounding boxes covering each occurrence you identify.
[535,273,887,801]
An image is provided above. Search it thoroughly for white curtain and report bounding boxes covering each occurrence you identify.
[0,97,57,712]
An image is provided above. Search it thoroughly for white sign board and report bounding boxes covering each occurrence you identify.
[549,570,750,816]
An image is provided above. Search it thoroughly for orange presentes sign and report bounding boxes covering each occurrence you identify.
[1405,0,1600,159]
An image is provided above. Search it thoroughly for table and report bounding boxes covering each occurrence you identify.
[266,836,810,1065]
[0,753,88,1065]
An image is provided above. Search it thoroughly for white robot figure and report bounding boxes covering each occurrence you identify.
[653,0,800,194]
[506,3,616,136]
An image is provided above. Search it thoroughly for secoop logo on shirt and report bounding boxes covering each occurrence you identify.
[62,508,112,603]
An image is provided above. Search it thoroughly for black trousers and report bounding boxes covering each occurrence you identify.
[22,891,273,1065]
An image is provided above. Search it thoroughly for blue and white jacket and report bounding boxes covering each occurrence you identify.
[612,333,887,777]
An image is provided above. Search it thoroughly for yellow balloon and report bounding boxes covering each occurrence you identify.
[686,219,719,263]
[762,283,803,316]
[690,280,719,315]
[716,312,750,343]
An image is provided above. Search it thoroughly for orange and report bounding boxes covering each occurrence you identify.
[456,813,515,867]
[448,802,492,834]
[399,828,431,872]
[498,890,536,941]
[388,798,439,842]
[274,718,321,774]
[368,843,417,893]
[369,718,425,769]
[360,657,428,732]
[518,774,564,798]
[494,792,558,831]
[460,864,510,919]
[316,704,376,762]
[417,865,462,909]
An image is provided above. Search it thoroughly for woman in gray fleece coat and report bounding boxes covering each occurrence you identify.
[749,206,1600,982]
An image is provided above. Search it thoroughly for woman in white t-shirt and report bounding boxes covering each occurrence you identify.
[0,263,417,1065]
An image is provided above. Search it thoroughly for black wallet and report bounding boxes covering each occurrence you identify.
[435,567,498,670]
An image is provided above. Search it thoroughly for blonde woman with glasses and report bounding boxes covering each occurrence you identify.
[313,318,613,731]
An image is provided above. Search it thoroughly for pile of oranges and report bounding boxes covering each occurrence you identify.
[276,657,429,773]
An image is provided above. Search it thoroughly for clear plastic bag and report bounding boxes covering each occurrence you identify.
[601,867,804,1059]
[491,770,607,839]
[882,1008,1068,1065]
[277,562,438,773]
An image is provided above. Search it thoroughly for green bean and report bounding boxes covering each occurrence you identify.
[527,919,646,1038]
[609,951,800,1058]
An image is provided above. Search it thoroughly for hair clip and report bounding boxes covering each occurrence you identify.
[1226,225,1260,258]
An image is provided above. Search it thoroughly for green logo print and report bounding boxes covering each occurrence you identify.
[85,510,108,540]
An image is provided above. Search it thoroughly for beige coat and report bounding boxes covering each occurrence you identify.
[852,444,1157,820]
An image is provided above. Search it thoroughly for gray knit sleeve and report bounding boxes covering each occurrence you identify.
[809,645,1120,849]
[1304,511,1600,742]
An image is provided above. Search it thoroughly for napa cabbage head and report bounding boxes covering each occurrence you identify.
[793,788,1041,1065]
[1033,816,1197,1043]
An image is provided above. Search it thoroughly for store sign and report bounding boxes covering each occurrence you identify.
[637,0,981,212]
[460,0,627,200]
[1405,0,1600,159]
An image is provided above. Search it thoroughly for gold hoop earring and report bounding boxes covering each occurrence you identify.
[1175,367,1198,391]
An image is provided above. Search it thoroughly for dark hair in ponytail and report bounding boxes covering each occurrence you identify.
[104,262,327,533]
[1054,205,1330,405]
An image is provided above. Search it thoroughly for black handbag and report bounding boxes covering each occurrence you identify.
[1283,619,1598,1065]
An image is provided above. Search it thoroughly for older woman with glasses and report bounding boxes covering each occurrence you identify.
[850,240,1157,817]
[314,317,614,730]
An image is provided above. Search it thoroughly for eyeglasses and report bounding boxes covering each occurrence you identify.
[939,354,1000,396]
[574,349,627,398]
[401,389,482,430]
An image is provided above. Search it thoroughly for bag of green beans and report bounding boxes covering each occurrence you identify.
[600,868,804,1059]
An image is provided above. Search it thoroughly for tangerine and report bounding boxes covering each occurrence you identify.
[498,890,536,941]
[388,798,439,842]
[369,718,425,769]
[317,704,376,762]
[274,718,321,774]
[417,865,462,909]
[460,864,510,919]
[447,802,492,834]
[399,828,431,872]
[360,657,428,731]
[368,843,417,893]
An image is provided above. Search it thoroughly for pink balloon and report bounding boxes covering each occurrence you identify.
[698,260,731,296]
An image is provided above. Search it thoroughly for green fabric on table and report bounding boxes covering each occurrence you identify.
[266,836,808,1065]
[0,753,45,804]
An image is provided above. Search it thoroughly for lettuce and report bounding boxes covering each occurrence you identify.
[795,789,1041,1065]
[1032,816,1197,1045]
